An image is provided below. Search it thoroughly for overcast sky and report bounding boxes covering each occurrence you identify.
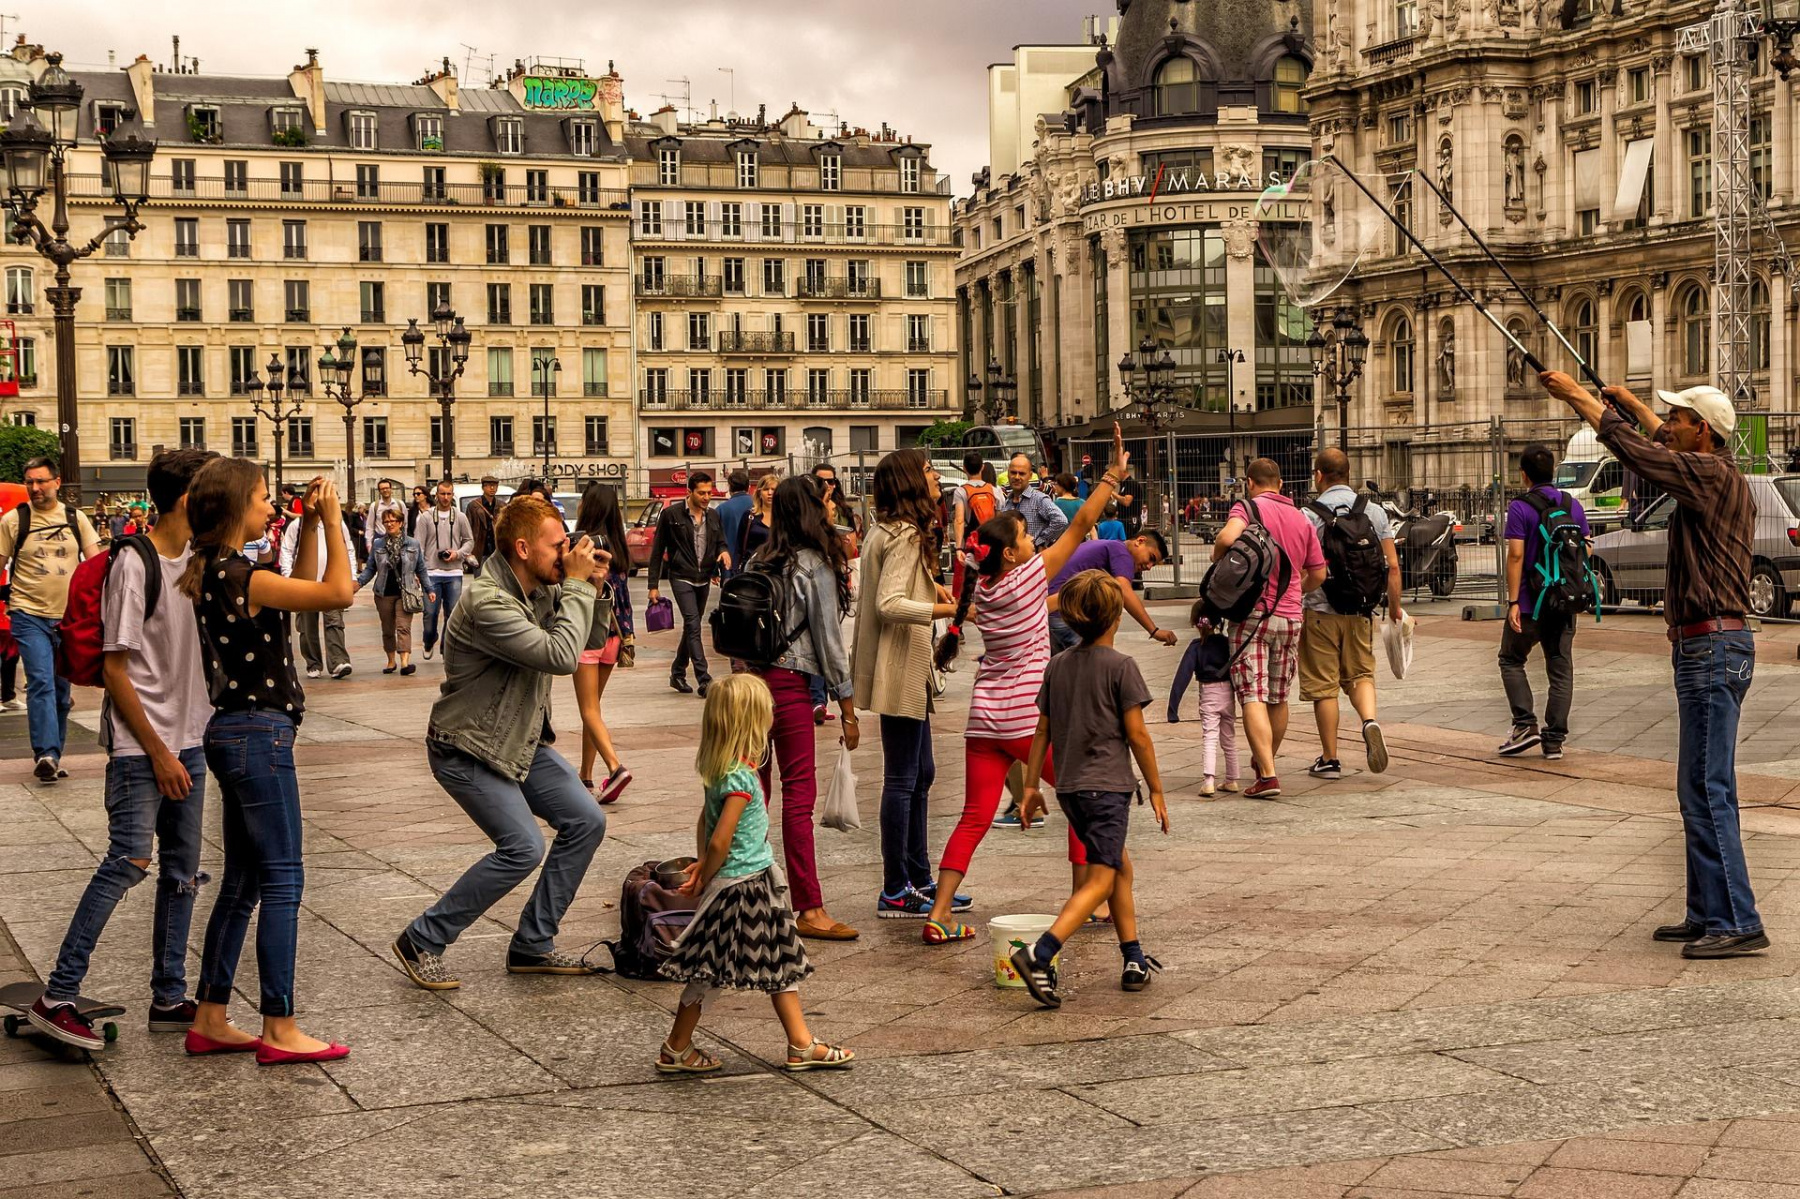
[41,0,1102,194]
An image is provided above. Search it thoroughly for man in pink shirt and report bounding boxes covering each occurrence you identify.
[1211,458,1326,799]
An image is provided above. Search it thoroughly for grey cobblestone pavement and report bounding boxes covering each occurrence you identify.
[6,588,1800,1197]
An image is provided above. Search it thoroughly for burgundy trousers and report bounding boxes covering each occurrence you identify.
[757,666,824,912]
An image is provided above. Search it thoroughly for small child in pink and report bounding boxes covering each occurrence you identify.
[1168,604,1239,797]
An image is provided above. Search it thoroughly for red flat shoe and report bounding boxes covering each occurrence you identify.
[185,1029,262,1056]
[256,1041,349,1066]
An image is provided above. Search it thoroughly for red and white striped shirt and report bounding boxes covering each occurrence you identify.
[966,554,1050,742]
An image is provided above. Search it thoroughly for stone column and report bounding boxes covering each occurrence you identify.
[1650,279,1669,388]
[1223,218,1258,427]
[1103,226,1131,414]
[1652,63,1674,224]
[1773,274,1791,412]
[1774,71,1794,208]
[1599,71,1620,235]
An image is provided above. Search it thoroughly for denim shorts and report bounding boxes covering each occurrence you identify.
[1057,789,1132,870]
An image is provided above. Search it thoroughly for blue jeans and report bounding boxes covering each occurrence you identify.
[878,714,935,896]
[808,673,828,708]
[12,610,71,759]
[423,572,464,651]
[1048,612,1080,654]
[1673,630,1763,937]
[46,748,208,1005]
[408,741,606,957]
[198,712,305,1017]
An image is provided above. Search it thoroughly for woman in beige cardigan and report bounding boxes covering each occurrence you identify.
[852,449,959,919]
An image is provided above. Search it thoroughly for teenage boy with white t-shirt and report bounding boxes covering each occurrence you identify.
[28,448,219,1051]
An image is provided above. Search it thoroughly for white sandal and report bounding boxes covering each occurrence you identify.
[655,1039,722,1075]
[783,1039,855,1072]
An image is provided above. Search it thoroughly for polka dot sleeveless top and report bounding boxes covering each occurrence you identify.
[195,550,305,724]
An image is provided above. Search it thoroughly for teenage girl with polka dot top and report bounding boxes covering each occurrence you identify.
[176,461,356,1065]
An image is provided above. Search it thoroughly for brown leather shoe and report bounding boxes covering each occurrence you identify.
[796,918,860,942]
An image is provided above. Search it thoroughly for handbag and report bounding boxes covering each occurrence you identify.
[401,580,425,615]
[645,596,675,632]
[819,743,861,832]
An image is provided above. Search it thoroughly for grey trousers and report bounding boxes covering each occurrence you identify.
[408,741,607,957]
[297,609,349,674]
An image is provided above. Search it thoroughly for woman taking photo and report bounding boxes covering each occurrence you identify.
[851,450,958,920]
[354,506,432,675]
[573,483,633,803]
[180,465,355,1065]
[752,476,860,940]
[737,472,777,566]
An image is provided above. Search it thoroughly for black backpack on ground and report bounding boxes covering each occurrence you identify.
[1307,495,1387,616]
[605,860,696,980]
[1523,489,1600,622]
[709,560,809,668]
[1196,497,1292,625]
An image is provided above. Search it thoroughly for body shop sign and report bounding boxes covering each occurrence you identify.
[523,76,597,110]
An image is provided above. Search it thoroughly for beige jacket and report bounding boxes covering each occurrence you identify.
[851,520,938,720]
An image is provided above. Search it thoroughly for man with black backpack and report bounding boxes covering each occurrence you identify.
[1498,443,1593,761]
[1300,449,1402,781]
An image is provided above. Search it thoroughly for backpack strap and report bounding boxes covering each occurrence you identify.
[127,534,161,622]
[1305,500,1337,529]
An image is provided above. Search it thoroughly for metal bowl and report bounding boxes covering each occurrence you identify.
[655,856,698,890]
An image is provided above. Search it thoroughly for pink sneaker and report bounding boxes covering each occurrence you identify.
[596,766,633,804]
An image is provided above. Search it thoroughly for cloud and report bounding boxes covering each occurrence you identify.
[38,0,1101,193]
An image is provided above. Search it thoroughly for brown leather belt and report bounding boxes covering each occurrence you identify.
[1668,617,1747,644]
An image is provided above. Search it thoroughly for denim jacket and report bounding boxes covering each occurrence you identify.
[426,552,606,781]
[356,535,430,596]
[774,548,853,701]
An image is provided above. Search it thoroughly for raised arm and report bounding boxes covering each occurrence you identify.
[248,482,354,613]
[1041,422,1127,580]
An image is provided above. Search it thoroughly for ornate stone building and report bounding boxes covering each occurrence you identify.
[955,0,1319,483]
[1312,0,1800,487]
[624,104,958,487]
[1,43,636,498]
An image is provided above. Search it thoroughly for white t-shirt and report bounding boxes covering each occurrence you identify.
[100,543,211,757]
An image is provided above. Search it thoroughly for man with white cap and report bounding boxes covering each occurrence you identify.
[1540,372,1767,960]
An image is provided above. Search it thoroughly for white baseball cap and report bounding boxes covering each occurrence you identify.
[1654,385,1736,438]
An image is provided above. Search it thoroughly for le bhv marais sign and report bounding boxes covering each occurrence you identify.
[1081,167,1298,232]
[523,76,599,110]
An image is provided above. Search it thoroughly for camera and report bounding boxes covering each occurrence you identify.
[437,550,452,563]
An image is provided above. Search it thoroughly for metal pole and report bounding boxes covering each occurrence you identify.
[1492,416,1507,607]
[342,407,358,503]
[439,378,454,484]
[540,361,550,485]
[49,279,79,505]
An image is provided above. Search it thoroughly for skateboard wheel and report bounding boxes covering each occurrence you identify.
[3,1014,17,1037]
[103,1022,119,1043]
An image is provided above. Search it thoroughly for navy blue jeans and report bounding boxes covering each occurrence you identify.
[1673,630,1763,937]
[423,571,464,652]
[878,714,935,896]
[46,747,208,1005]
[197,712,305,1017]
[12,610,71,759]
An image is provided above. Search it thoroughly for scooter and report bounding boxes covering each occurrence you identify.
[1382,502,1460,598]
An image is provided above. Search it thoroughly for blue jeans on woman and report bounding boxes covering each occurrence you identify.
[46,748,208,1006]
[878,714,935,897]
[197,711,306,1017]
[1673,630,1763,937]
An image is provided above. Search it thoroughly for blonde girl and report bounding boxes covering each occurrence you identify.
[656,673,854,1075]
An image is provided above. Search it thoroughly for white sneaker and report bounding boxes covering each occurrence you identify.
[33,755,57,782]
[424,647,435,661]
[0,698,23,712]
[305,668,323,679]
[330,663,352,679]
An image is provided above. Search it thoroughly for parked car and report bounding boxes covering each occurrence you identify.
[624,498,667,575]
[1588,474,1800,618]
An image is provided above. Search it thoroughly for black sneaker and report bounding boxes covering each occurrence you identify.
[1009,946,1062,1009]
[1497,725,1541,756]
[147,999,198,1032]
[1308,757,1342,780]
[876,887,932,919]
[33,755,57,782]
[1542,742,1565,762]
[1120,955,1163,993]
[505,946,606,976]
[670,675,693,694]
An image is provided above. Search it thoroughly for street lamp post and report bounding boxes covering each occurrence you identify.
[244,354,303,494]
[967,359,1018,425]
[1307,307,1370,452]
[401,304,471,483]
[318,328,373,501]
[533,352,562,485]
[1117,336,1183,523]
[1216,347,1247,480]
[0,53,156,506]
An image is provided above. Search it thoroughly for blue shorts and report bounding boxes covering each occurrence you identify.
[1057,789,1131,870]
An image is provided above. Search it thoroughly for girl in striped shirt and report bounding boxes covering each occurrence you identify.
[921,425,1129,943]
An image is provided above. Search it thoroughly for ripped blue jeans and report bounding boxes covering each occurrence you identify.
[46,746,208,1006]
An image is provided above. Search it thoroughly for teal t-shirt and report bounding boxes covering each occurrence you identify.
[705,763,775,879]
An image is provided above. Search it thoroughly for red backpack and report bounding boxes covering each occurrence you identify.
[56,535,160,687]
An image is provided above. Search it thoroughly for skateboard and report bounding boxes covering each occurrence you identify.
[0,981,124,1045]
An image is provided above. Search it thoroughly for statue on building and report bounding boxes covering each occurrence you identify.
[1504,139,1527,205]
[1437,139,1454,202]
[1443,0,1464,34]
[1506,326,1529,390]
[1438,320,1457,392]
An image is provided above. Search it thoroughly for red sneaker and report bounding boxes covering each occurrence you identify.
[27,997,105,1051]
[1243,776,1283,800]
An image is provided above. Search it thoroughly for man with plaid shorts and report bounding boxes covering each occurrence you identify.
[1212,459,1325,799]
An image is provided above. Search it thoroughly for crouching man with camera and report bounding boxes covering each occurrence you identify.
[1541,371,1768,959]
[419,481,474,662]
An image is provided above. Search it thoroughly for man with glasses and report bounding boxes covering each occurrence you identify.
[1045,531,1177,654]
[1002,453,1068,549]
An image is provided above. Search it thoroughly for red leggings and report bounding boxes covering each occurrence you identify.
[756,667,823,912]
[938,735,1087,876]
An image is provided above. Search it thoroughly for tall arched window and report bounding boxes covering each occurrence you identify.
[1682,286,1710,377]
[1391,315,1415,393]
[1273,57,1309,114]
[1154,58,1201,117]
[1750,278,1771,371]
[1572,298,1598,371]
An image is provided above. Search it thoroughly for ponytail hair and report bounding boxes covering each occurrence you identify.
[177,457,265,600]
[934,512,1023,671]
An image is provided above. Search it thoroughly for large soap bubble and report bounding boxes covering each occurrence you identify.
[1255,158,1415,309]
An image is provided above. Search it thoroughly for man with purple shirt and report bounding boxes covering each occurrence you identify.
[1498,443,1591,760]
[1046,532,1177,653]
[1212,458,1327,799]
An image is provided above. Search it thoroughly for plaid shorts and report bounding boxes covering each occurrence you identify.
[1230,616,1303,706]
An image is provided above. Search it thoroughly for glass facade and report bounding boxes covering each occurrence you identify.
[1254,251,1315,411]
[1091,237,1110,406]
[1129,227,1228,407]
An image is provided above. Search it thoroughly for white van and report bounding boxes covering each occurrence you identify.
[1555,427,1627,528]
[452,483,583,532]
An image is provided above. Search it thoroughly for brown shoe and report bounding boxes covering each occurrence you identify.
[796,918,860,941]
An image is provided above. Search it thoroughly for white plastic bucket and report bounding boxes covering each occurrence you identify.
[990,914,1058,988]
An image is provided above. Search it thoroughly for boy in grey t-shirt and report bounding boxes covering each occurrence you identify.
[1017,569,1170,1010]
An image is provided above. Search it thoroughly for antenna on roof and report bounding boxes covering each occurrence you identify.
[0,16,19,47]
[460,43,494,88]
[654,76,695,122]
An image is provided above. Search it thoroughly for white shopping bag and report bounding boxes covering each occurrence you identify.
[1381,609,1415,680]
[819,743,861,832]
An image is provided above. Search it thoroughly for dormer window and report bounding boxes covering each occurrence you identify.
[93,102,127,137]
[820,152,841,192]
[495,117,523,154]
[569,120,597,156]
[736,149,758,188]
[348,111,377,150]
[899,154,921,194]
[0,85,25,124]
[415,113,443,152]
[658,146,680,185]
[270,107,306,144]
[188,105,221,142]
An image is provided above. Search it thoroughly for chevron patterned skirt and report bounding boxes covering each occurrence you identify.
[659,868,813,993]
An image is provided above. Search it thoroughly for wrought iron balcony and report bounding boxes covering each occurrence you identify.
[636,275,724,298]
[717,331,796,354]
